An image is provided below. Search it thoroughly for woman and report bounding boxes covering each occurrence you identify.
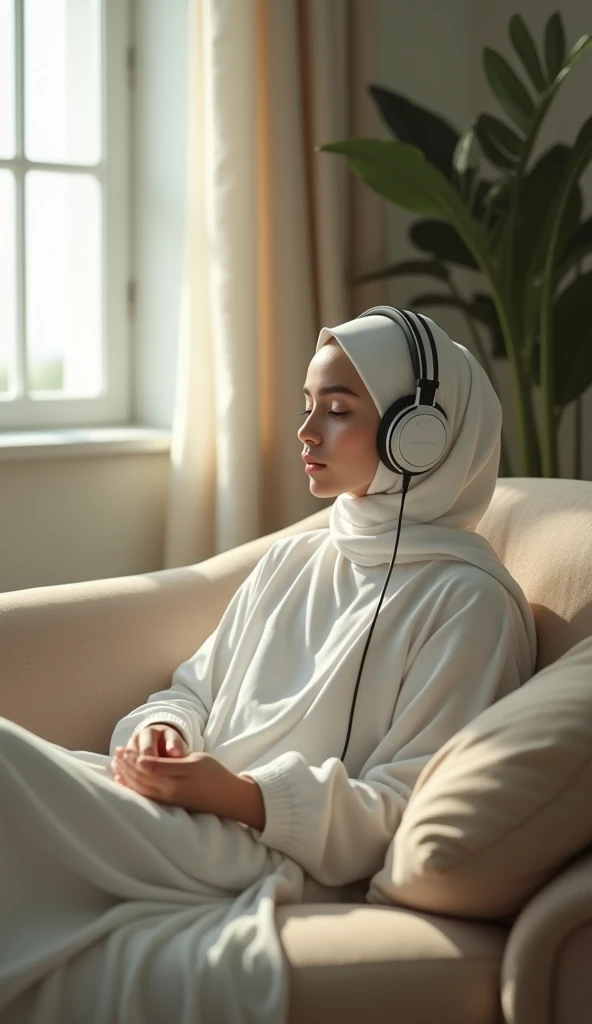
[0,310,536,1024]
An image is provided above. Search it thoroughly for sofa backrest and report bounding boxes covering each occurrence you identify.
[476,477,592,671]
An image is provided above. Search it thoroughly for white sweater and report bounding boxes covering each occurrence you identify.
[109,528,535,889]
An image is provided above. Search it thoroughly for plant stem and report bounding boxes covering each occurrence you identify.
[538,313,559,476]
[574,396,582,479]
[446,277,513,476]
[479,274,541,476]
[493,296,541,476]
[574,260,583,480]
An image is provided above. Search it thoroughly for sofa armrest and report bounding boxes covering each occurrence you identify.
[501,849,592,1024]
[0,505,331,753]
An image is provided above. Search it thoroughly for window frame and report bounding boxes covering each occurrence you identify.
[0,0,132,430]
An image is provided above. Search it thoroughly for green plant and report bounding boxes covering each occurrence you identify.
[319,11,592,479]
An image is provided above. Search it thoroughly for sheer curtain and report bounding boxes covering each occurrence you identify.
[163,0,387,569]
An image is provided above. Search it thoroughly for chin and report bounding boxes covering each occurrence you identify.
[307,477,363,500]
[308,483,337,499]
[307,476,339,499]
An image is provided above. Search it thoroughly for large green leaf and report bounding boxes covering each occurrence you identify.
[409,219,479,270]
[531,217,592,293]
[317,139,491,276]
[509,14,547,93]
[406,292,485,320]
[515,146,582,315]
[530,273,592,405]
[536,115,592,421]
[554,273,592,406]
[530,35,592,139]
[557,218,592,279]
[407,291,506,360]
[475,114,522,170]
[544,12,566,82]
[521,35,592,195]
[368,85,460,180]
[537,116,592,286]
[352,259,448,287]
[472,179,508,229]
[476,180,511,243]
[471,292,506,358]
[483,47,536,133]
[495,31,592,312]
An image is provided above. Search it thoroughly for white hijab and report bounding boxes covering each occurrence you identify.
[316,311,537,663]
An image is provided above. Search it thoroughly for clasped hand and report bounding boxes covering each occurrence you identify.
[113,744,238,816]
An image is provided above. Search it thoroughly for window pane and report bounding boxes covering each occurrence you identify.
[0,171,17,395]
[24,0,101,165]
[26,171,102,396]
[0,0,15,158]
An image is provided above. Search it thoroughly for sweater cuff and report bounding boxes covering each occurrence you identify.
[240,751,304,858]
[133,713,192,750]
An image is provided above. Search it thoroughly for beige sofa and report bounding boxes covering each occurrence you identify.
[1,476,591,1024]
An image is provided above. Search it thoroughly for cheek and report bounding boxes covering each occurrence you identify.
[335,422,377,461]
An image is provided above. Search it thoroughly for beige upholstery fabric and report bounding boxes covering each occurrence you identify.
[0,505,332,753]
[277,902,506,1024]
[475,477,592,670]
[501,849,592,1024]
[369,634,592,919]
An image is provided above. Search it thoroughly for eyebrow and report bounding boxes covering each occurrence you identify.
[302,384,360,398]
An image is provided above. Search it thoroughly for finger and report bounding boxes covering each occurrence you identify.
[116,754,165,795]
[164,728,187,757]
[116,757,176,802]
[110,757,129,787]
[136,753,196,774]
[138,729,160,757]
[116,750,156,783]
[118,734,140,756]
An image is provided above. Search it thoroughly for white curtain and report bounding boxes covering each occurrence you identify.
[164,0,387,570]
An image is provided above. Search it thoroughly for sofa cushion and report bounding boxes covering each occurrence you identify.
[276,903,506,1024]
[476,477,592,670]
[367,634,592,919]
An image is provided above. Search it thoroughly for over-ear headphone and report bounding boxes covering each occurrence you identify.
[339,306,449,765]
[355,305,449,477]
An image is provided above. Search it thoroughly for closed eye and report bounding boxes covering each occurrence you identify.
[299,410,350,418]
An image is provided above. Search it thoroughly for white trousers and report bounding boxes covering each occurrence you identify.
[0,716,306,1024]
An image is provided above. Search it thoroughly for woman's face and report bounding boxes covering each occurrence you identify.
[298,339,381,498]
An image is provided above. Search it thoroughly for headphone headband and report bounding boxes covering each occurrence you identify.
[355,306,440,407]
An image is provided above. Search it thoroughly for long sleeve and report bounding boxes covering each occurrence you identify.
[108,551,275,758]
[242,583,527,887]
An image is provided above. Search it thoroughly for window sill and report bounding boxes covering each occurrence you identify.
[0,426,172,462]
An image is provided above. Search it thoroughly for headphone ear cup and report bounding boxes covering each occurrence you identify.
[377,395,414,473]
[377,397,449,474]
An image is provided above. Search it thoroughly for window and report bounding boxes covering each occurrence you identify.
[0,0,131,430]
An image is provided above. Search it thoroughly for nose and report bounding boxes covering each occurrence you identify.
[297,413,321,445]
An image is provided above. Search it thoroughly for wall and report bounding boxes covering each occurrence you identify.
[0,448,170,592]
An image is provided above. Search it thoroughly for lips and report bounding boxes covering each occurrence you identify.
[302,455,326,466]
